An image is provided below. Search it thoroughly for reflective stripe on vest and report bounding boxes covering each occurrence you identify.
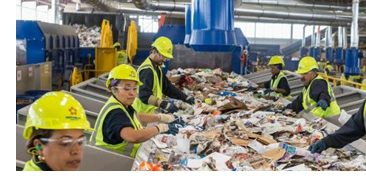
[132,58,163,114]
[302,75,341,118]
[269,71,292,99]
[90,96,143,158]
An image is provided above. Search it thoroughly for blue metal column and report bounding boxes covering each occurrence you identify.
[345,47,361,76]
[189,0,237,52]
[184,5,191,48]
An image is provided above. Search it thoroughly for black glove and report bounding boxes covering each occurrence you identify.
[285,103,292,110]
[163,123,180,135]
[247,86,257,92]
[316,99,329,111]
[172,114,186,124]
[185,96,195,105]
[308,140,327,153]
[160,100,179,113]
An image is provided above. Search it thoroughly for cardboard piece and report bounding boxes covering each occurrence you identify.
[204,130,220,138]
[231,138,251,147]
[257,136,277,145]
[261,148,286,161]
[218,97,248,113]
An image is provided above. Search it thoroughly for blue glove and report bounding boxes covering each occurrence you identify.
[171,115,187,125]
[185,96,195,105]
[308,140,327,153]
[163,123,180,135]
[247,86,257,92]
[160,100,179,113]
[263,88,273,95]
[316,99,329,111]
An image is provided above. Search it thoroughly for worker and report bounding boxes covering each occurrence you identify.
[309,99,366,153]
[250,56,291,99]
[324,61,333,75]
[113,42,127,64]
[133,36,195,114]
[286,56,341,125]
[90,64,183,158]
[23,92,93,171]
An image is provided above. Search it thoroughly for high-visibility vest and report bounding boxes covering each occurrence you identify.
[23,159,43,171]
[363,102,366,131]
[116,50,127,64]
[270,71,292,99]
[132,58,163,114]
[302,75,340,119]
[90,96,143,158]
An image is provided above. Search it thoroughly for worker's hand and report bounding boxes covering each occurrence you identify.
[247,86,257,92]
[263,88,273,95]
[163,123,180,135]
[316,99,329,111]
[155,123,169,133]
[158,114,185,124]
[160,100,179,113]
[285,103,292,110]
[308,140,327,153]
[185,96,195,105]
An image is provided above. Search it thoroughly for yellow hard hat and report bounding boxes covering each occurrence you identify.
[113,42,121,48]
[151,37,173,59]
[23,92,93,140]
[296,56,319,74]
[106,64,143,88]
[268,56,285,67]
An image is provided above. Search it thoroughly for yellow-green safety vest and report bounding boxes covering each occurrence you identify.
[23,159,43,171]
[363,102,366,131]
[302,75,340,119]
[90,96,143,158]
[132,58,163,114]
[116,50,127,64]
[270,71,292,99]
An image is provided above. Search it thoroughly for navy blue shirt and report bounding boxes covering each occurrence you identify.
[322,100,366,148]
[102,104,136,144]
[138,58,188,104]
[290,75,331,113]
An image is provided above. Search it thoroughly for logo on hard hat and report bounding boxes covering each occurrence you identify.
[66,107,81,121]
[129,71,136,78]
[69,107,77,115]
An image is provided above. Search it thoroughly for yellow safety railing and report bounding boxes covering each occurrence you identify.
[318,72,366,89]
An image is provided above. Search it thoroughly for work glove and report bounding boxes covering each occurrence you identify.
[163,123,181,135]
[160,100,179,113]
[185,96,195,105]
[158,114,185,124]
[308,140,327,153]
[247,86,257,92]
[316,99,329,111]
[263,88,273,95]
[285,103,292,110]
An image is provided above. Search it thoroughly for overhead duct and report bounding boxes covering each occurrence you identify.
[234,16,350,27]
[239,0,357,11]
[335,27,344,64]
[85,0,366,26]
[345,0,361,76]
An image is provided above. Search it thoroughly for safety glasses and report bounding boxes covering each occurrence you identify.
[40,136,87,149]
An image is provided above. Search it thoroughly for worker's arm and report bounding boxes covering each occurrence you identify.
[273,77,291,96]
[260,80,270,89]
[137,113,160,125]
[138,69,155,104]
[161,71,188,101]
[322,101,366,148]
[309,78,331,104]
[289,93,304,113]
[121,126,160,143]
